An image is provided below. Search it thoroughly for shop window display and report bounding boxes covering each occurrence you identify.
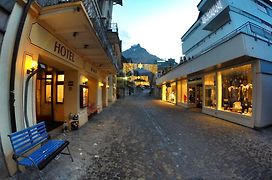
[220,65,253,116]
[166,82,176,103]
[45,74,52,103]
[181,80,187,103]
[188,87,195,104]
[204,73,216,108]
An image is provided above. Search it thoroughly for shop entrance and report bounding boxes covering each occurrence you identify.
[36,65,64,131]
[196,84,203,108]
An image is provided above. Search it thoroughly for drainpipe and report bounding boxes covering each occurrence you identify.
[9,0,35,132]
[24,65,45,127]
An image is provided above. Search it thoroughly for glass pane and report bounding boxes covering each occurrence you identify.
[181,80,187,103]
[46,74,52,79]
[46,84,51,102]
[177,81,182,103]
[57,74,64,82]
[219,64,253,116]
[57,85,64,103]
[204,73,216,108]
[83,87,88,107]
[166,82,176,103]
[188,87,195,103]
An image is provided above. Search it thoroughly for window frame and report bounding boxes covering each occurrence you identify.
[45,72,53,103]
[56,72,64,104]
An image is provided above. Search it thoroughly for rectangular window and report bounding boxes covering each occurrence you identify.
[45,74,52,103]
[166,82,176,104]
[56,73,64,103]
[219,64,253,116]
[177,80,182,103]
[188,87,195,104]
[80,85,89,108]
[181,79,187,103]
[204,73,216,109]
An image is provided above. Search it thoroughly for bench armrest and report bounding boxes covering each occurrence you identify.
[13,154,37,167]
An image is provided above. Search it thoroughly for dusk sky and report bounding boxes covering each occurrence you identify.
[112,0,200,62]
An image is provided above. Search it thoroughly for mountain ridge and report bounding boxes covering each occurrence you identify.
[122,44,162,64]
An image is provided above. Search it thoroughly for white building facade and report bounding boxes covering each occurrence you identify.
[157,0,272,128]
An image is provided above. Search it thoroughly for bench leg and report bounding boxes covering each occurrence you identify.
[33,164,44,180]
[37,170,44,180]
[66,146,74,162]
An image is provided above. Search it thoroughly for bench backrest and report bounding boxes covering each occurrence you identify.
[8,121,48,155]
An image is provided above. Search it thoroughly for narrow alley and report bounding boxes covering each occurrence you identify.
[13,91,272,179]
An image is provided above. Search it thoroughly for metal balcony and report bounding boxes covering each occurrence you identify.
[183,21,272,63]
[36,0,118,71]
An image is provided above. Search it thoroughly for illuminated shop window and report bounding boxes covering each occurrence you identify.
[177,81,182,103]
[162,84,167,101]
[165,82,176,104]
[45,74,52,103]
[204,73,216,109]
[188,87,195,104]
[181,79,187,103]
[219,64,253,116]
[56,73,64,103]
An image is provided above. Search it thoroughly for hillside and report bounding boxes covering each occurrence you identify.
[122,44,162,64]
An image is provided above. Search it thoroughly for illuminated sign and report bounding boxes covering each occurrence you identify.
[201,0,223,24]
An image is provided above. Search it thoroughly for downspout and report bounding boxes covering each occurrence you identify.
[24,67,45,127]
[9,0,35,132]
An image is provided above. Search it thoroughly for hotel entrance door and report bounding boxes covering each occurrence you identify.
[36,71,53,121]
[36,68,64,131]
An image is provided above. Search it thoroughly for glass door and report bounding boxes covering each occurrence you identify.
[36,71,54,122]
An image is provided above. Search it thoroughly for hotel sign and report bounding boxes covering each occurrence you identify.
[54,41,74,62]
[29,23,80,65]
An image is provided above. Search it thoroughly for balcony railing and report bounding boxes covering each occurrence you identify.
[110,23,118,33]
[181,21,272,64]
[36,0,118,69]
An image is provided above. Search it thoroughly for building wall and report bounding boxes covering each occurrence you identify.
[254,60,272,127]
[182,0,272,58]
[157,33,248,85]
[0,1,120,175]
[0,2,23,176]
[0,0,16,53]
[157,0,272,129]
[108,75,117,103]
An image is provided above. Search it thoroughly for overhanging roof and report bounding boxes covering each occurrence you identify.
[38,1,117,74]
[113,0,123,6]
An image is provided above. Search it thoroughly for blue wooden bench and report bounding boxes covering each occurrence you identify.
[8,121,73,179]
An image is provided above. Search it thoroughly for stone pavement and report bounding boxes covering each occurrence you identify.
[9,92,272,179]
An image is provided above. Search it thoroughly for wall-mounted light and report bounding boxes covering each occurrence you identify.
[106,85,110,88]
[81,76,88,85]
[99,82,104,87]
[83,77,88,85]
[25,54,38,74]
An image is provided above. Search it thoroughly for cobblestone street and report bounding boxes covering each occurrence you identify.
[15,92,272,179]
